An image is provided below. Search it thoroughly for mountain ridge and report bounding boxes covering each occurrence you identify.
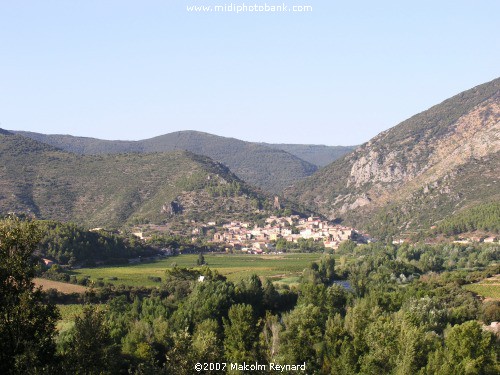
[11,130,354,193]
[0,132,291,228]
[286,77,500,237]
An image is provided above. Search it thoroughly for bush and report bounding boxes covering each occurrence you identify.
[481,301,500,325]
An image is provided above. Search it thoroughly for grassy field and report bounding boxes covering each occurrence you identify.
[68,253,326,287]
[464,274,500,300]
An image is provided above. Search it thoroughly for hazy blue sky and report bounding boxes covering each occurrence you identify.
[1,1,499,145]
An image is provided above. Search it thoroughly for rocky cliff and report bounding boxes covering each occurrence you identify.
[286,77,500,237]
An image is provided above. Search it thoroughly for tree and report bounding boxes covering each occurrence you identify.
[280,304,323,373]
[0,216,60,374]
[262,279,280,313]
[62,305,120,375]
[171,279,235,331]
[192,319,223,373]
[260,312,281,363]
[165,329,194,375]
[358,315,399,374]
[424,321,499,374]
[236,274,264,316]
[322,313,349,372]
[481,301,500,325]
[223,304,261,370]
[337,240,357,254]
[197,252,206,266]
[318,254,335,283]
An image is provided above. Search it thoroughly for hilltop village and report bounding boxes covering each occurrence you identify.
[133,215,365,255]
[206,215,365,253]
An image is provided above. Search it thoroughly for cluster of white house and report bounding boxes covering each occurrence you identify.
[210,215,361,253]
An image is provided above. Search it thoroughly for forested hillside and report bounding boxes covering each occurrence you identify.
[12,130,320,193]
[36,221,156,265]
[0,132,283,228]
[431,202,500,236]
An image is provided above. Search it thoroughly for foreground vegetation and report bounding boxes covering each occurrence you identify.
[1,216,499,374]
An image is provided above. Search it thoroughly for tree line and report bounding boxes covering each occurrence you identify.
[36,220,156,266]
[431,202,500,236]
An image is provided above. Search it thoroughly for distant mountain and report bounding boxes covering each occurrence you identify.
[12,130,319,193]
[0,132,289,228]
[286,77,500,238]
[260,143,356,167]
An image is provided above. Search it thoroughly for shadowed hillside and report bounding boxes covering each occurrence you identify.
[12,130,319,193]
[260,143,356,167]
[0,132,287,228]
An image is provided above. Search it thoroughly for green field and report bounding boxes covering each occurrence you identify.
[69,253,327,287]
[464,284,500,299]
[464,274,500,300]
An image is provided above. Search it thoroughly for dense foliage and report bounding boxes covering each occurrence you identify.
[3,216,500,374]
[37,221,156,265]
[431,202,500,235]
[0,217,60,374]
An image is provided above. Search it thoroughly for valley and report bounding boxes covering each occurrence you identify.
[1,77,499,374]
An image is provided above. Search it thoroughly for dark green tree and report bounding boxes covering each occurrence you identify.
[481,301,500,325]
[279,304,323,373]
[197,252,206,266]
[322,313,349,372]
[236,274,264,316]
[424,321,499,374]
[318,254,335,283]
[223,304,261,370]
[0,216,60,374]
[262,279,280,313]
[62,305,120,375]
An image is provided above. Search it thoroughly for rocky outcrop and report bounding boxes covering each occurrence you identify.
[162,200,183,216]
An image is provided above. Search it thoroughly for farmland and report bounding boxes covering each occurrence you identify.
[464,274,500,300]
[68,253,327,287]
[33,278,88,294]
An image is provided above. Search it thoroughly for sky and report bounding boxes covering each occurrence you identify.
[0,1,499,146]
